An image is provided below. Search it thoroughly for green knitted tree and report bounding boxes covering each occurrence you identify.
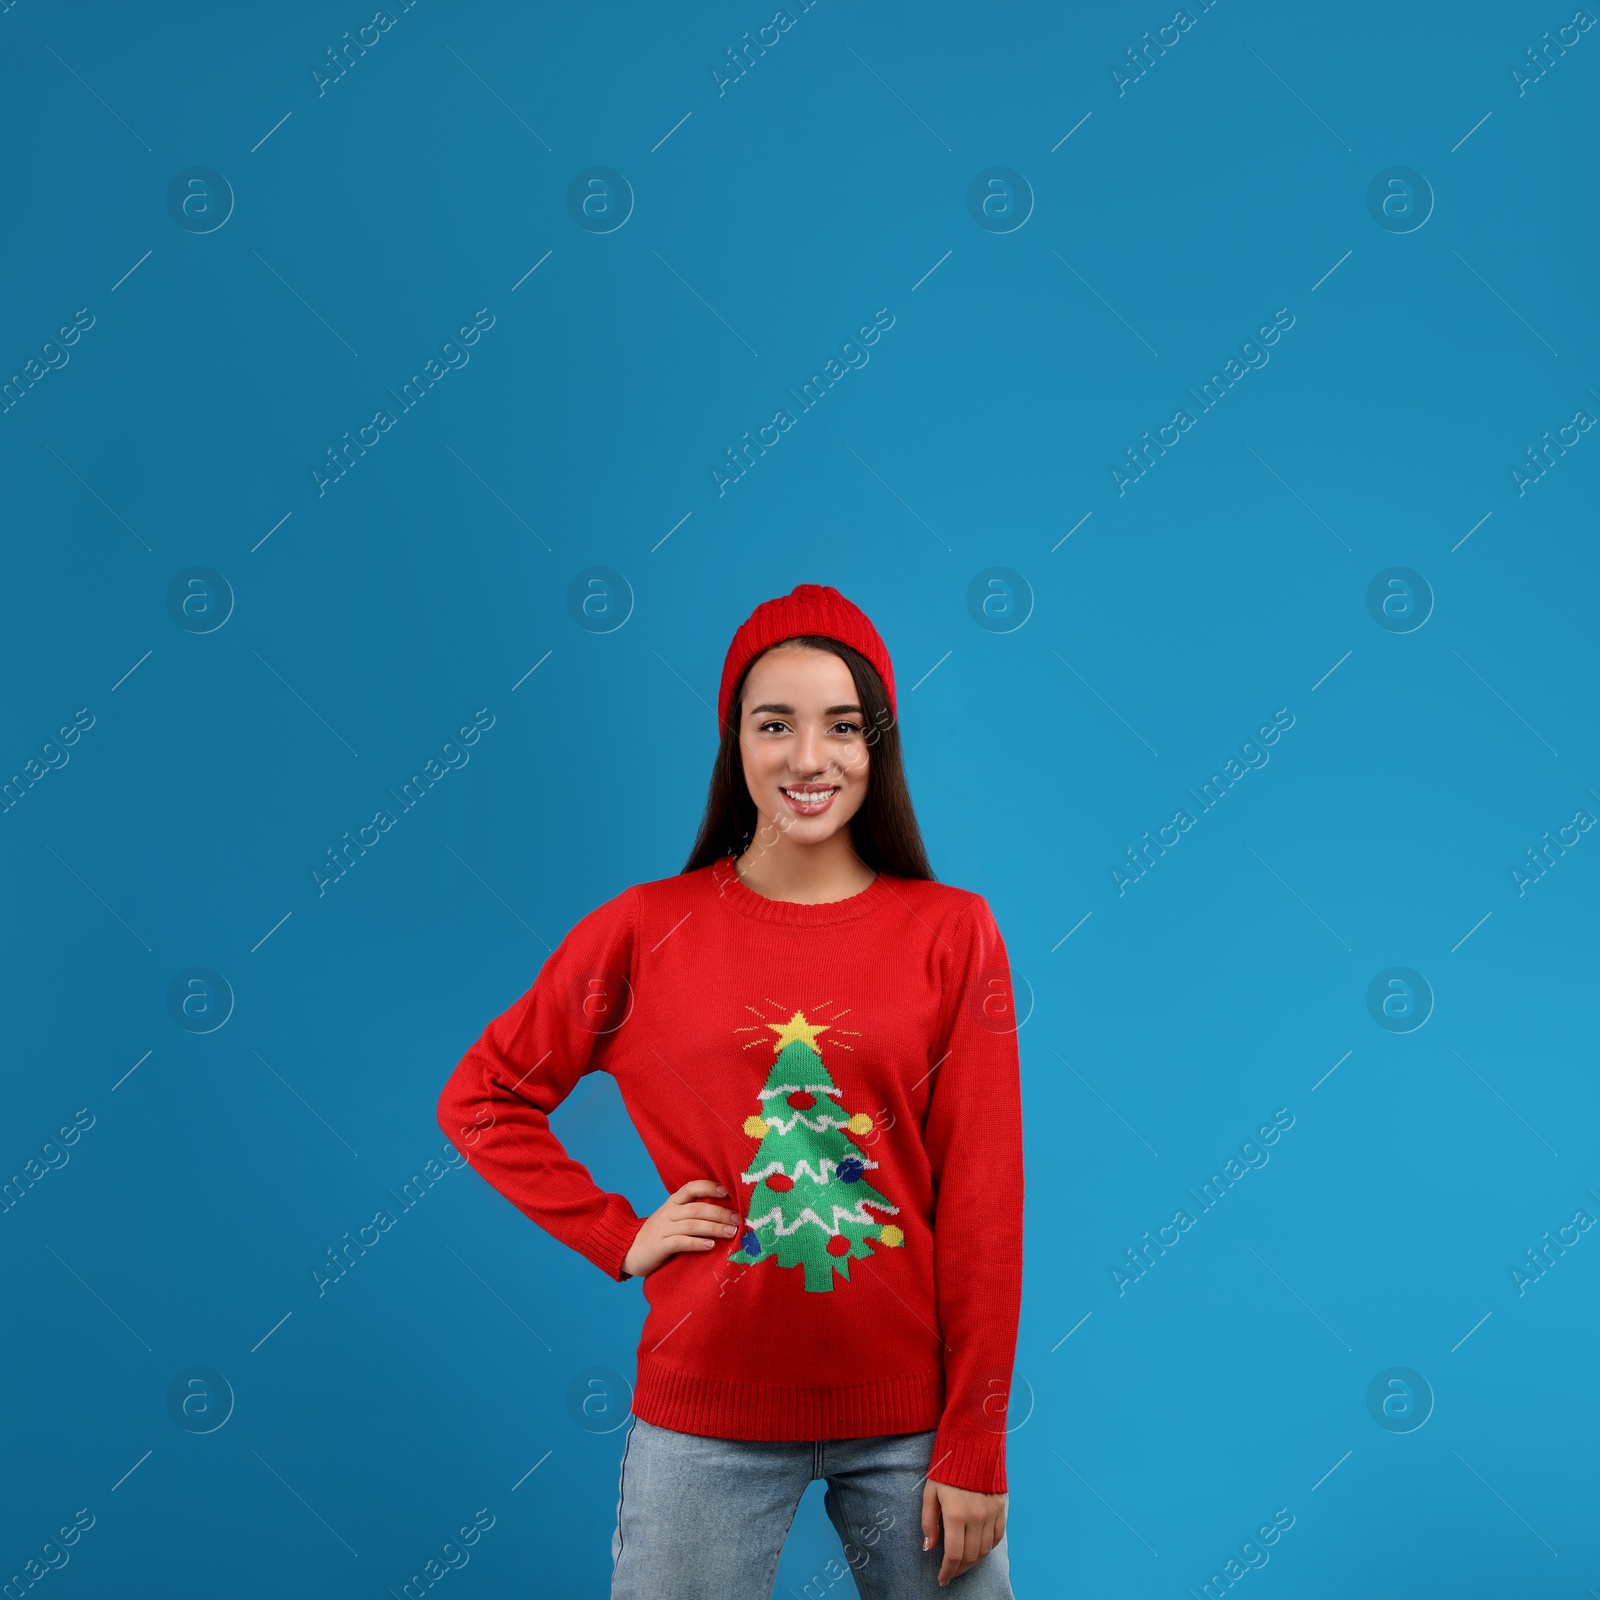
[728,1010,903,1292]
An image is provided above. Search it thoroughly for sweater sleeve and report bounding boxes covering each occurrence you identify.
[435,885,648,1282]
[924,895,1026,1496]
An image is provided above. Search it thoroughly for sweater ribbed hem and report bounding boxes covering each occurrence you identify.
[631,1357,945,1443]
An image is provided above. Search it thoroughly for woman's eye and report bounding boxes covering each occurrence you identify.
[833,721,863,735]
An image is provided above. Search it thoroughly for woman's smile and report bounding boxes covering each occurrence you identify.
[779,783,840,815]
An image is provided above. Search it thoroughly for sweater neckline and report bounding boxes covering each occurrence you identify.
[709,853,893,926]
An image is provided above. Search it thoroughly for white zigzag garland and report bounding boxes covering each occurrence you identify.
[743,1196,900,1239]
[757,1080,852,1137]
[743,1152,881,1186]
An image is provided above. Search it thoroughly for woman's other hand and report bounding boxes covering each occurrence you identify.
[921,1478,1007,1587]
[622,1179,741,1278]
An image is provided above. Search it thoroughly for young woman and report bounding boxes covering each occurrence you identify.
[436,583,1025,1598]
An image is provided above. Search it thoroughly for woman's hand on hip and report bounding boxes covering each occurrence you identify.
[622,1179,741,1278]
[922,1478,1007,1587]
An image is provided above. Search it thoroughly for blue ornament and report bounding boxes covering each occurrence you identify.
[740,1230,760,1255]
[838,1157,864,1183]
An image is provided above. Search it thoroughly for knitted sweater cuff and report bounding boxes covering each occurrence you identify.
[927,1426,1008,1497]
[578,1197,648,1282]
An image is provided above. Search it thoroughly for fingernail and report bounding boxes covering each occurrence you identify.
[715,1185,727,1194]
[922,1536,931,1551]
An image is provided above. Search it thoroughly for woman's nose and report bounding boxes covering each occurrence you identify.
[792,731,826,774]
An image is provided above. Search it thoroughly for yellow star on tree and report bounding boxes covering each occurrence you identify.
[766,1009,829,1054]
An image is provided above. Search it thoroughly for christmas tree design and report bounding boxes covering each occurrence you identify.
[728,1007,904,1292]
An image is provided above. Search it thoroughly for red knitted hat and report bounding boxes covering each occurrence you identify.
[717,583,896,730]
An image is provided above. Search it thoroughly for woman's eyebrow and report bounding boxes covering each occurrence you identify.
[749,703,863,716]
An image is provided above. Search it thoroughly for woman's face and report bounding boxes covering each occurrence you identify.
[737,645,870,850]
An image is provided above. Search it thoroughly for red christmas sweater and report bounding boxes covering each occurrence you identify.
[435,853,1025,1495]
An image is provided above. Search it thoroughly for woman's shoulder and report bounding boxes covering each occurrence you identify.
[626,860,717,902]
[602,862,717,928]
[893,873,993,921]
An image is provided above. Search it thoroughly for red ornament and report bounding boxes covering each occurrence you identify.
[787,1091,816,1109]
[767,1173,793,1192]
[826,1235,852,1257]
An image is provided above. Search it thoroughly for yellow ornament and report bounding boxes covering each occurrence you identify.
[878,1225,904,1248]
[847,1112,874,1135]
[743,1114,770,1138]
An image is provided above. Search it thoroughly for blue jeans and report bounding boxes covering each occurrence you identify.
[610,1414,1017,1599]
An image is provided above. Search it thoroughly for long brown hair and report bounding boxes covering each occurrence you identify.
[682,635,935,880]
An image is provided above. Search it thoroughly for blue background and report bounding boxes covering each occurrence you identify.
[2,1,1596,1595]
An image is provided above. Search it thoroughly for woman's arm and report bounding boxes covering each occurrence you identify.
[435,886,648,1280]
[923,894,1026,1496]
